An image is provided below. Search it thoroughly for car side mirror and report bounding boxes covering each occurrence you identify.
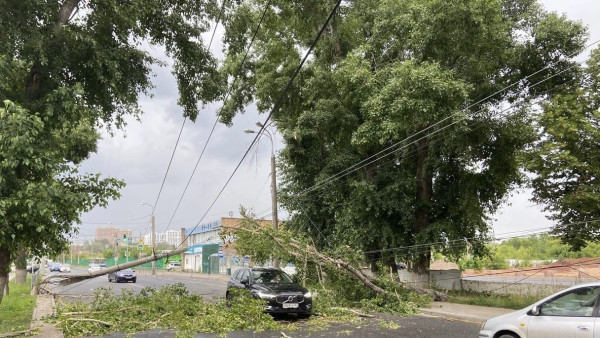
[531,305,540,316]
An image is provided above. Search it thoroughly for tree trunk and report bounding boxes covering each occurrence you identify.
[0,246,11,304]
[4,272,9,296]
[13,245,28,284]
[413,137,432,283]
[0,274,6,304]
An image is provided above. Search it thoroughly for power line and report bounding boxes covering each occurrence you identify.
[174,0,343,249]
[294,39,600,199]
[144,0,230,238]
[162,0,273,234]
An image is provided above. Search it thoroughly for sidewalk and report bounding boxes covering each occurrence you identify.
[31,294,63,338]
[420,302,514,323]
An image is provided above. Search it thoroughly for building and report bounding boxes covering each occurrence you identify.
[181,217,273,273]
[165,230,181,246]
[184,217,271,246]
[95,226,132,246]
[142,230,182,246]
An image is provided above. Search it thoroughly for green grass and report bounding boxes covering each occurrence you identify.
[0,276,37,334]
[447,290,540,310]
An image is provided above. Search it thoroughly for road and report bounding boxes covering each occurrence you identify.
[47,267,481,337]
[101,314,481,338]
[48,267,227,302]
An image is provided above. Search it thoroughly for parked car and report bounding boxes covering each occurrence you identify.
[108,269,137,283]
[49,263,62,272]
[60,264,71,273]
[226,267,312,318]
[26,263,40,273]
[479,282,600,338]
[166,261,182,271]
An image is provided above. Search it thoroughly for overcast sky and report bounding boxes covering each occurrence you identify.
[76,0,600,244]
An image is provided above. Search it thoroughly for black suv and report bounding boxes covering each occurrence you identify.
[226,267,312,317]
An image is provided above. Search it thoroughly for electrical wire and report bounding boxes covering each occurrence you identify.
[173,0,343,250]
[162,0,273,234]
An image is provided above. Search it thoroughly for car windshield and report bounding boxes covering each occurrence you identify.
[251,270,294,284]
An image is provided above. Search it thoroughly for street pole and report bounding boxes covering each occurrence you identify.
[141,201,157,275]
[245,122,279,268]
[270,149,279,268]
[152,214,156,275]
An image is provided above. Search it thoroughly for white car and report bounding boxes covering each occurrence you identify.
[479,282,600,338]
[88,264,105,273]
[60,264,71,272]
[166,261,182,271]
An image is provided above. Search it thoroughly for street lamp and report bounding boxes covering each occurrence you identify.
[244,121,279,268]
[141,201,156,275]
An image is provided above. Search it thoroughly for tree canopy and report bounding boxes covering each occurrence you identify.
[528,47,600,250]
[0,0,222,302]
[218,0,588,275]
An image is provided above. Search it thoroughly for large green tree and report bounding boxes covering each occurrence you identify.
[528,47,600,250]
[217,0,587,278]
[0,0,222,302]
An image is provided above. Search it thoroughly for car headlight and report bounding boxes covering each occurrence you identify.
[257,291,276,299]
[480,320,487,330]
[304,291,312,298]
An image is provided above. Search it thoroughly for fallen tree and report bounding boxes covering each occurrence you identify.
[222,213,447,301]
[37,246,189,292]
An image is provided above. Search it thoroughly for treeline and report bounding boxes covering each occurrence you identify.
[457,234,600,270]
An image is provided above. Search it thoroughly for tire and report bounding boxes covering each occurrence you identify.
[497,333,519,338]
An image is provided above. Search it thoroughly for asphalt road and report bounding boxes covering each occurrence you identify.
[48,267,481,338]
[99,313,481,338]
[49,267,227,302]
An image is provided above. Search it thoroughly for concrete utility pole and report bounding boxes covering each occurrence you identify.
[151,213,156,275]
[142,201,157,275]
[245,121,279,268]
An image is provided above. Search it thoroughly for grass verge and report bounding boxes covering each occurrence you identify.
[447,290,540,310]
[0,276,36,334]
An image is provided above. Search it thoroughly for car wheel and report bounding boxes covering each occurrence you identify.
[497,333,519,338]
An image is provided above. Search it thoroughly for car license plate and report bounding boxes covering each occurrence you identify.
[126,276,132,279]
[283,303,298,309]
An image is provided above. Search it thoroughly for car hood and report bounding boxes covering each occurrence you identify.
[252,283,307,293]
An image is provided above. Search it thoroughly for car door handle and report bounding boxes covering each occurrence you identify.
[577,326,590,332]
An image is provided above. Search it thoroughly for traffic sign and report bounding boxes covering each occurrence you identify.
[138,238,143,244]
[137,244,143,250]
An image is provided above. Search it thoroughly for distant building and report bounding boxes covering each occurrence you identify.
[165,230,181,246]
[142,230,181,246]
[95,226,132,246]
[185,217,272,247]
